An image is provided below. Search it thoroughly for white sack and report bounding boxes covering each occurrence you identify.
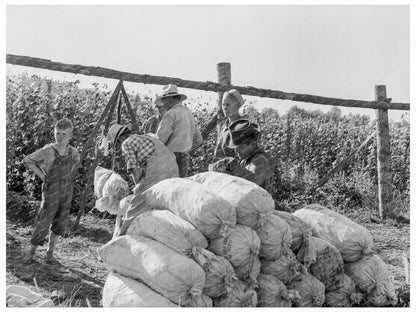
[345,254,397,306]
[293,204,373,262]
[142,178,236,239]
[188,171,274,229]
[208,224,260,268]
[102,272,176,307]
[127,209,208,257]
[94,166,112,198]
[98,235,205,306]
[192,247,237,298]
[257,273,300,307]
[255,213,292,260]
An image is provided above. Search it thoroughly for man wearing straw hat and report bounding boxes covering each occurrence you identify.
[155,84,202,177]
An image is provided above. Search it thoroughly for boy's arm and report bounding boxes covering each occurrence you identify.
[26,164,47,182]
[22,149,48,182]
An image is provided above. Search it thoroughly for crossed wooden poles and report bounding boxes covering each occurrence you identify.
[71,80,139,231]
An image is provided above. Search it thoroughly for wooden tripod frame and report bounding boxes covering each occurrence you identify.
[71,80,139,231]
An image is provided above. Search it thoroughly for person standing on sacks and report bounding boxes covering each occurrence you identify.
[107,124,179,237]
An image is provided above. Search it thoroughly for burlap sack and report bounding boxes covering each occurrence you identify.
[126,209,208,257]
[255,214,292,260]
[287,273,325,307]
[102,172,129,200]
[142,178,236,239]
[234,255,261,287]
[94,166,112,198]
[294,204,373,262]
[257,274,300,307]
[273,210,316,264]
[261,248,306,284]
[102,272,177,307]
[303,236,344,292]
[95,196,119,215]
[98,235,205,306]
[325,274,363,307]
[188,171,274,229]
[213,279,258,307]
[192,248,237,298]
[345,254,397,306]
[208,225,260,268]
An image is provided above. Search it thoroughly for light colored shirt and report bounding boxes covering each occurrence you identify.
[156,103,202,153]
[22,143,80,175]
[121,134,155,171]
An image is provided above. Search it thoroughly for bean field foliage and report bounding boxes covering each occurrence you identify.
[6,73,410,216]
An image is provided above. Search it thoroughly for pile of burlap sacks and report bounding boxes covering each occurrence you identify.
[94,170,398,308]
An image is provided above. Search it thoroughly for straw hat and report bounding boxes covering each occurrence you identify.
[155,84,187,106]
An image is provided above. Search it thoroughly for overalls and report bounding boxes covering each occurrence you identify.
[31,148,74,245]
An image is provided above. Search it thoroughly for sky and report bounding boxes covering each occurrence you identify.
[4,3,412,121]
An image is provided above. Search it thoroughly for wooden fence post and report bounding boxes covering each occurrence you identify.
[375,85,393,220]
[201,62,231,139]
[217,62,232,110]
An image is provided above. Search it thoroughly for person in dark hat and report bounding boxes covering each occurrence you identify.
[107,123,179,236]
[154,84,202,177]
[209,119,273,192]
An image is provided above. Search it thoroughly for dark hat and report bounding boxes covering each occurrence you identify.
[227,119,260,148]
[107,124,131,146]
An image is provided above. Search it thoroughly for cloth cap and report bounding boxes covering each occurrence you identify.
[107,124,130,146]
[223,89,245,108]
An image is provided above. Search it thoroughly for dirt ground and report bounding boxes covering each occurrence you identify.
[5,194,410,307]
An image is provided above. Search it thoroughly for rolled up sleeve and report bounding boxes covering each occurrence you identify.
[156,113,175,144]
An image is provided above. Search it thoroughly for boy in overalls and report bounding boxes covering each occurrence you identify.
[21,119,80,264]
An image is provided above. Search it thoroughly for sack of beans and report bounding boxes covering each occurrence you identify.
[257,273,301,307]
[287,273,325,307]
[98,235,205,307]
[102,172,129,200]
[325,274,363,307]
[142,178,236,240]
[94,166,113,198]
[273,210,317,266]
[234,255,261,287]
[255,214,292,260]
[188,171,274,229]
[293,204,373,262]
[345,254,397,306]
[192,247,237,298]
[208,225,260,268]
[95,196,120,215]
[261,248,306,285]
[119,194,134,216]
[102,272,177,307]
[126,209,208,257]
[299,236,344,291]
[213,279,258,307]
